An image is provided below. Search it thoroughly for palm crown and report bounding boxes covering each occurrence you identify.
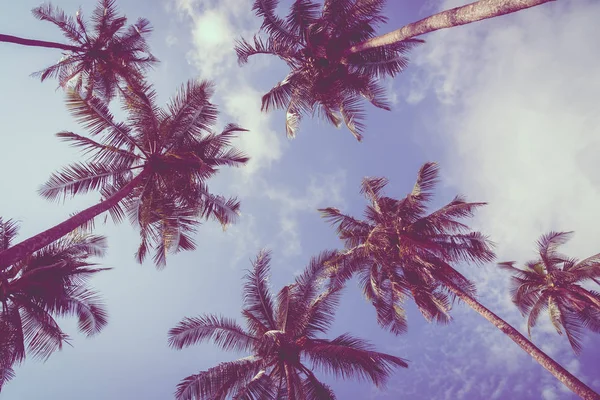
[38,80,249,267]
[168,249,407,399]
[320,162,495,334]
[0,218,109,390]
[498,231,600,354]
[30,0,157,101]
[236,0,422,140]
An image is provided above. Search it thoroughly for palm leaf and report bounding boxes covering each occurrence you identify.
[168,314,256,352]
[175,357,263,400]
[243,250,277,330]
[39,161,134,201]
[303,334,408,386]
[0,218,20,252]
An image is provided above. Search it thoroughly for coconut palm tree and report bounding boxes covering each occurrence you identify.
[237,0,553,140]
[0,0,157,101]
[168,249,407,399]
[0,80,249,270]
[0,217,109,390]
[498,231,600,354]
[319,162,600,399]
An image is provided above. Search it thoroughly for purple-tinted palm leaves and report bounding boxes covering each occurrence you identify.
[320,162,494,332]
[320,162,600,399]
[0,218,109,391]
[168,250,407,400]
[238,0,553,141]
[0,0,157,101]
[0,80,249,269]
[237,0,422,141]
[498,231,600,354]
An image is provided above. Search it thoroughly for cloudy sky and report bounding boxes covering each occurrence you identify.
[1,0,599,399]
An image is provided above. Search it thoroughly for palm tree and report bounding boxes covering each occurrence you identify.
[0,217,109,390]
[0,0,157,101]
[498,231,600,354]
[168,249,407,399]
[0,80,249,270]
[319,162,600,399]
[237,0,553,140]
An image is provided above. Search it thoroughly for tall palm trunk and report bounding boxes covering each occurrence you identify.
[442,277,600,400]
[347,0,555,54]
[0,169,149,270]
[0,34,78,52]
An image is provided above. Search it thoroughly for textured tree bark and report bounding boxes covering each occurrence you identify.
[0,34,79,52]
[443,277,600,400]
[347,0,555,54]
[0,169,150,270]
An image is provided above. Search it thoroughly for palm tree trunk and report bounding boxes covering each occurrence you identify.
[0,169,150,270]
[347,0,555,54]
[0,34,78,52]
[442,277,600,400]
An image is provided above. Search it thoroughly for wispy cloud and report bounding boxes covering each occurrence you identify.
[399,0,600,397]
[171,0,284,175]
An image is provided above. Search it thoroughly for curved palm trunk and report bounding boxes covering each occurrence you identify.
[0,34,78,52]
[347,0,555,54]
[442,278,600,400]
[0,169,149,270]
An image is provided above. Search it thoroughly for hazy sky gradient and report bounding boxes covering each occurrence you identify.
[1,0,599,399]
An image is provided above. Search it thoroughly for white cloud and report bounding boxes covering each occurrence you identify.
[262,170,347,257]
[221,86,283,174]
[401,0,600,396]
[165,33,178,47]
[172,0,284,176]
[542,386,560,400]
[410,0,600,309]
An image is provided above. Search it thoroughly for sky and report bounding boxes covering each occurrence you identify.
[1,0,599,399]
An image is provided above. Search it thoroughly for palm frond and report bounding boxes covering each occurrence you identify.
[318,208,371,248]
[32,3,84,44]
[526,290,551,339]
[301,369,336,400]
[301,288,342,338]
[243,250,277,330]
[339,95,366,141]
[285,102,302,139]
[359,177,388,209]
[165,80,218,148]
[232,370,275,400]
[65,90,141,152]
[261,76,295,112]
[175,357,262,400]
[536,231,574,269]
[556,300,586,355]
[252,0,298,44]
[0,218,20,252]
[303,333,407,387]
[235,36,297,66]
[17,300,69,361]
[39,161,134,201]
[286,0,320,38]
[346,39,422,78]
[168,314,256,352]
[56,287,109,337]
[410,162,439,202]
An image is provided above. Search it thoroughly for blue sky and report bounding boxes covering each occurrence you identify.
[1,0,600,399]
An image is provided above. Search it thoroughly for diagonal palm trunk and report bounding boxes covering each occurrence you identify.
[441,275,600,400]
[0,169,150,270]
[0,34,78,51]
[347,0,555,54]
